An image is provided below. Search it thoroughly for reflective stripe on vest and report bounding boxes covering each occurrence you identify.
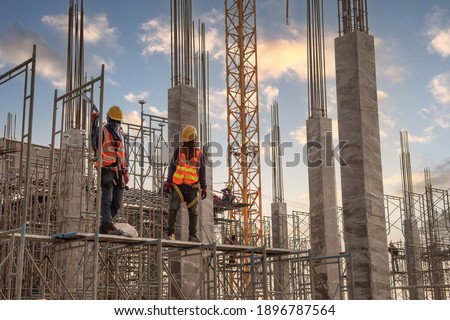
[172,148,201,185]
[95,126,126,168]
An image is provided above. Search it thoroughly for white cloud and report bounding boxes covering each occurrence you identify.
[418,104,438,120]
[208,87,227,121]
[84,14,118,45]
[425,113,450,132]
[383,173,402,187]
[288,126,307,145]
[106,77,120,87]
[148,106,167,117]
[261,85,279,111]
[418,105,450,136]
[377,90,389,102]
[434,114,450,129]
[123,110,143,126]
[380,65,407,85]
[257,22,335,82]
[122,107,167,127]
[42,13,119,48]
[41,14,66,32]
[408,133,433,144]
[0,25,65,89]
[429,72,450,105]
[426,9,450,58]
[199,8,223,26]
[377,111,396,139]
[383,171,426,195]
[258,37,307,81]
[385,163,450,192]
[92,55,116,73]
[124,92,149,103]
[139,18,171,56]
[139,9,225,61]
[375,37,407,85]
[198,9,226,60]
[204,27,225,60]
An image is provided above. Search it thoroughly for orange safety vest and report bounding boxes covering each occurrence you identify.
[95,126,126,168]
[172,148,201,185]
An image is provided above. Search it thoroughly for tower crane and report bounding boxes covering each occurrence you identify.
[224,0,262,246]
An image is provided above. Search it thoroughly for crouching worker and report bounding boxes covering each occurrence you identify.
[91,105,129,235]
[164,125,207,242]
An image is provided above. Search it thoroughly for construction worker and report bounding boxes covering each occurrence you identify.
[388,240,400,272]
[221,182,235,203]
[164,125,207,242]
[91,105,129,235]
[225,234,237,264]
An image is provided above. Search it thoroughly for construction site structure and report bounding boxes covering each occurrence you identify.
[305,0,340,299]
[224,0,263,247]
[1,0,450,301]
[335,0,390,299]
[385,132,450,299]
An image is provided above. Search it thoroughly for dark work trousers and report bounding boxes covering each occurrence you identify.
[101,169,124,229]
[168,184,199,237]
[391,254,399,272]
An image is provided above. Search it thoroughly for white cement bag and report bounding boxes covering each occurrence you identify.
[114,222,138,238]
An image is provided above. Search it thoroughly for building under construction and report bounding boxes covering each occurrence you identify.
[0,0,449,300]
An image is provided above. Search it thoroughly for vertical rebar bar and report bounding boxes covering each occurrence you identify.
[171,0,193,86]
[337,0,369,36]
[271,101,284,203]
[307,0,327,118]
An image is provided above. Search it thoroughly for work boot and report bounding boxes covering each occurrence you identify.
[107,222,123,236]
[188,234,201,243]
[164,233,176,241]
[99,225,107,235]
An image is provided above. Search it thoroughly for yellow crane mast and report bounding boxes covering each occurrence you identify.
[225,0,262,246]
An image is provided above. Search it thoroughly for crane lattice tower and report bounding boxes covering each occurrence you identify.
[225,0,262,246]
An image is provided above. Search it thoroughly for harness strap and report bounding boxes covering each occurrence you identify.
[173,184,199,209]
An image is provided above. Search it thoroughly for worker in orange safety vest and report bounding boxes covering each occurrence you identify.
[91,105,129,235]
[163,125,207,242]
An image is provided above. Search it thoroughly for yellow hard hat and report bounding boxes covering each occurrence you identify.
[107,105,123,121]
[181,125,197,142]
[227,183,232,189]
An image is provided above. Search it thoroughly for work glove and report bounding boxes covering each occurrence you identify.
[91,112,99,122]
[201,188,207,200]
[164,181,172,194]
[124,170,129,185]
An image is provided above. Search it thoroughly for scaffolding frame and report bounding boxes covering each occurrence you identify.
[385,188,450,300]
[0,230,354,300]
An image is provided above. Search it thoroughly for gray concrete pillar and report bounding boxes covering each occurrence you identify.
[306,117,340,299]
[168,84,213,299]
[58,128,84,298]
[271,202,290,299]
[335,31,390,299]
[403,218,424,299]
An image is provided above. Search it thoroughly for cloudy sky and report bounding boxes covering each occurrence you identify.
[1,0,450,215]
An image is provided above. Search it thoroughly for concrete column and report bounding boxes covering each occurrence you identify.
[58,128,84,298]
[404,218,424,299]
[306,117,340,299]
[335,31,390,299]
[199,164,214,243]
[168,84,213,299]
[271,202,290,299]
